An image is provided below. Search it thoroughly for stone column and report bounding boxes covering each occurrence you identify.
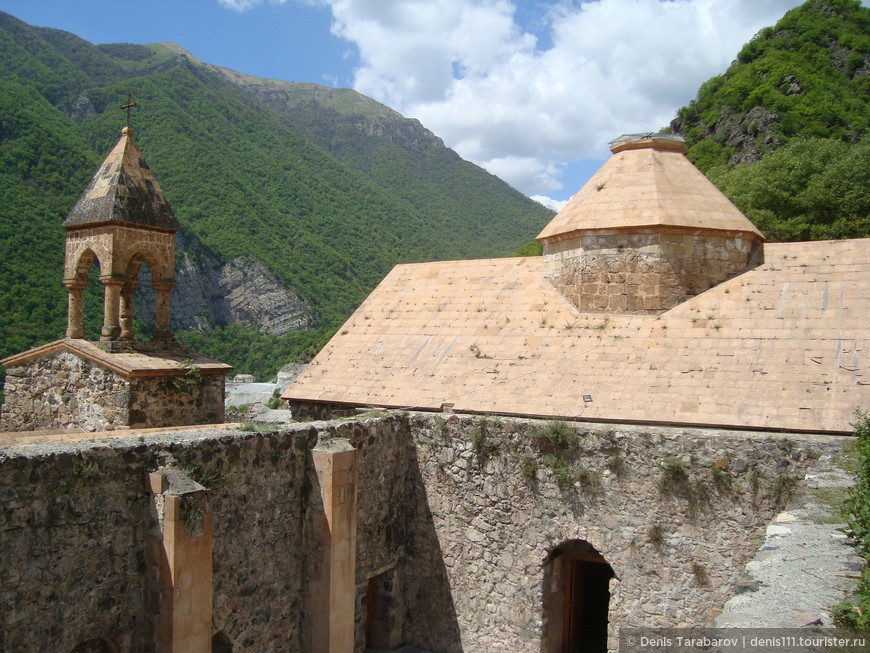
[119,282,138,340]
[311,439,359,653]
[152,280,175,340]
[147,468,213,653]
[64,280,87,339]
[100,277,124,341]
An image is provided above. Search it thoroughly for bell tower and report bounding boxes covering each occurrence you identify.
[62,95,180,341]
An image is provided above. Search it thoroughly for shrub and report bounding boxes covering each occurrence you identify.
[833,411,870,627]
[534,420,578,447]
[648,524,666,549]
[518,453,537,479]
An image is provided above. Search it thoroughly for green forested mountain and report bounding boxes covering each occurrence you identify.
[671,0,869,241]
[0,12,553,380]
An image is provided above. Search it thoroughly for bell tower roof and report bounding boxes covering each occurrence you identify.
[62,125,180,232]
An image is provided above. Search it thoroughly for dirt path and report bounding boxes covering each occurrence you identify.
[715,451,864,628]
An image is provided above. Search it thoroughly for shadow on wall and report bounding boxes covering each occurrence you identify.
[400,447,463,652]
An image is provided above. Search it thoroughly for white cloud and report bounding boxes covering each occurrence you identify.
[315,0,804,197]
[218,0,288,11]
[530,194,568,212]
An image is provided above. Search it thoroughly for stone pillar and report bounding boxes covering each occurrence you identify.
[147,468,213,653]
[311,439,359,653]
[152,280,175,340]
[64,280,87,339]
[100,277,124,341]
[119,282,138,340]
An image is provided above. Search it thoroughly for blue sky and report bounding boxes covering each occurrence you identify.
[0,0,824,206]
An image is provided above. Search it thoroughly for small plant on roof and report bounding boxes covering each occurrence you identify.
[469,343,491,359]
[165,359,203,392]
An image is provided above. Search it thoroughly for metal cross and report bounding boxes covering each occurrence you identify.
[120,93,139,128]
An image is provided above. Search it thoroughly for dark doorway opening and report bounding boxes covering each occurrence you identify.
[364,568,403,650]
[542,540,615,653]
[212,631,233,653]
[70,639,113,653]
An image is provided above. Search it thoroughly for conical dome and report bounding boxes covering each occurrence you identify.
[538,135,763,243]
[63,126,180,232]
[538,134,764,314]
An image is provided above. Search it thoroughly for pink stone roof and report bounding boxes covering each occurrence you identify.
[284,239,870,433]
[1,340,231,378]
[537,138,764,242]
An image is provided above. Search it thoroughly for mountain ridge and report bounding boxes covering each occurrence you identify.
[0,11,554,382]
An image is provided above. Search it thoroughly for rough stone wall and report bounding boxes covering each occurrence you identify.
[0,415,849,653]
[542,231,760,313]
[1,352,227,432]
[164,428,316,650]
[1,352,130,432]
[335,417,421,650]
[0,441,157,652]
[403,414,845,652]
[0,426,318,652]
[128,374,226,429]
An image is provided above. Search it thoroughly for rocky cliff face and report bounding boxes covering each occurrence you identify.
[134,232,311,335]
[672,104,784,167]
[218,258,311,334]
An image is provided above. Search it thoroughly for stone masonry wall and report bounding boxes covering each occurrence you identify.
[1,352,130,432]
[338,416,424,651]
[1,352,226,432]
[543,231,759,313]
[129,374,226,429]
[0,426,319,652]
[402,414,846,652]
[1,440,157,651]
[0,414,849,652]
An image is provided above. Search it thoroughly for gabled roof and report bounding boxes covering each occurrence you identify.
[537,136,764,242]
[1,339,231,378]
[284,239,870,433]
[62,127,180,231]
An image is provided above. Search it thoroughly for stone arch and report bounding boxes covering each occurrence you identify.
[121,239,173,284]
[70,247,101,283]
[119,251,161,340]
[113,235,175,340]
[69,638,114,653]
[64,238,112,282]
[541,539,615,653]
[63,247,103,339]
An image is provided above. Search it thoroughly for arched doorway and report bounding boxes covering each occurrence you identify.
[542,540,615,653]
[69,638,113,653]
[212,631,233,652]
